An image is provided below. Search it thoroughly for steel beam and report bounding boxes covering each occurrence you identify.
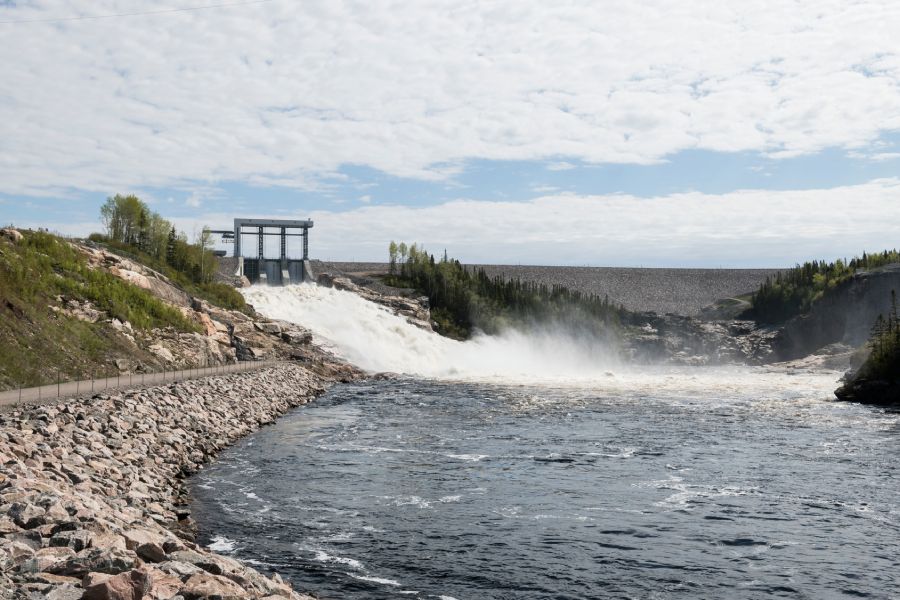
[230,218,314,260]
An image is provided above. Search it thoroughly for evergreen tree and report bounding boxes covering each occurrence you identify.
[166,227,178,266]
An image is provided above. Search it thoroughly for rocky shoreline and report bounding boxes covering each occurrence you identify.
[0,362,362,599]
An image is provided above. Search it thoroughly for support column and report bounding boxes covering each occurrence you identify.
[234,221,241,257]
[280,227,287,260]
[257,226,264,259]
[302,227,309,260]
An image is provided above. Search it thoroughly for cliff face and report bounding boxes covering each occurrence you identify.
[777,265,900,361]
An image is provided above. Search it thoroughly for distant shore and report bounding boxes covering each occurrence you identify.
[318,261,781,316]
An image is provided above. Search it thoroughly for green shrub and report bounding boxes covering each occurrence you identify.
[384,242,624,339]
[749,250,900,324]
[3,230,198,332]
[857,292,900,382]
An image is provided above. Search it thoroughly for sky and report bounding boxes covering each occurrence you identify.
[1,0,899,267]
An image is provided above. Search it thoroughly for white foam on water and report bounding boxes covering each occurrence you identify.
[444,453,489,462]
[207,535,237,553]
[348,573,402,586]
[242,283,620,382]
[312,550,365,570]
[242,283,844,404]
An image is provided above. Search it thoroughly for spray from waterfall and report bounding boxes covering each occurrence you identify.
[243,283,618,380]
[241,284,841,398]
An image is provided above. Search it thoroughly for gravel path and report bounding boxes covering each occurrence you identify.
[319,262,781,316]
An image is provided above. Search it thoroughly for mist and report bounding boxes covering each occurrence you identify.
[241,284,840,399]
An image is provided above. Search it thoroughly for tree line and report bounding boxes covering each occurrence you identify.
[750,250,900,324]
[96,194,217,284]
[386,242,625,338]
[91,194,245,311]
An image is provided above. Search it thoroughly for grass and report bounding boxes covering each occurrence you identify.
[0,230,200,389]
[88,235,250,313]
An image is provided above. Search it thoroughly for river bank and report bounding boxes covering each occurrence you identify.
[0,362,361,599]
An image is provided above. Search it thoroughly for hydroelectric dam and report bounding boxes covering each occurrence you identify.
[211,218,314,286]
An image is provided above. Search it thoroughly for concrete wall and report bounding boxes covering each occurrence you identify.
[243,259,306,285]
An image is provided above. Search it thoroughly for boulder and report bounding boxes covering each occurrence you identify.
[148,344,175,364]
[50,529,93,552]
[179,572,247,600]
[1,227,23,243]
[45,584,83,600]
[8,502,46,529]
[835,377,900,406]
[135,542,166,564]
[49,547,139,577]
[82,568,152,600]
[4,541,35,564]
[143,565,183,599]
[156,560,202,579]
[254,321,284,335]
[122,528,164,551]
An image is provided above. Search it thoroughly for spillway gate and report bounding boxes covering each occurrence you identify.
[210,218,314,285]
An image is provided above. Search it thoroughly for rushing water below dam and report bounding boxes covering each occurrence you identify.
[190,371,900,599]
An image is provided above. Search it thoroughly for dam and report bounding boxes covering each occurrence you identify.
[212,218,314,285]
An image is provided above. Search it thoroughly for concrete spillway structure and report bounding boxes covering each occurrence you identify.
[213,218,314,285]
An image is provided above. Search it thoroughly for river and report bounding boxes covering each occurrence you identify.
[190,285,900,599]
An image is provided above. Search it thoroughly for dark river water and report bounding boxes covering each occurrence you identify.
[190,374,900,599]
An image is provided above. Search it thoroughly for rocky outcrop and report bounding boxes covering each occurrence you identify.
[0,362,362,599]
[316,272,434,331]
[628,264,900,367]
[834,376,900,406]
[1,228,24,244]
[776,264,900,360]
[79,245,192,309]
[623,313,781,366]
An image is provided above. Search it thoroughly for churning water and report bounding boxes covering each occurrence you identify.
[190,285,900,599]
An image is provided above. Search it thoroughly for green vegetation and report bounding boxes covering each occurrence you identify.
[0,230,200,389]
[749,250,900,324]
[855,292,900,382]
[385,242,624,339]
[91,194,247,312]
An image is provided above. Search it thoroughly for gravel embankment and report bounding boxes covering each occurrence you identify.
[0,363,349,599]
[320,262,781,316]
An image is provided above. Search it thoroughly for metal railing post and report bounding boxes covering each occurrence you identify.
[57,370,60,398]
[91,373,94,393]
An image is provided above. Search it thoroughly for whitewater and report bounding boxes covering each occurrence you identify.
[242,283,840,399]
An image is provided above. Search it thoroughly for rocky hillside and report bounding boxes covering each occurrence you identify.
[0,228,358,391]
[776,264,900,361]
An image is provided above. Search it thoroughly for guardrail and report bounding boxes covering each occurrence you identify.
[0,360,285,409]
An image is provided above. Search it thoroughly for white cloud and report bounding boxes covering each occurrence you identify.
[142,178,900,267]
[848,150,900,162]
[1,1,900,196]
[547,162,577,172]
[358,195,371,203]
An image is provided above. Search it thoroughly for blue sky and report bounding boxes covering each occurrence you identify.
[2,1,900,266]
